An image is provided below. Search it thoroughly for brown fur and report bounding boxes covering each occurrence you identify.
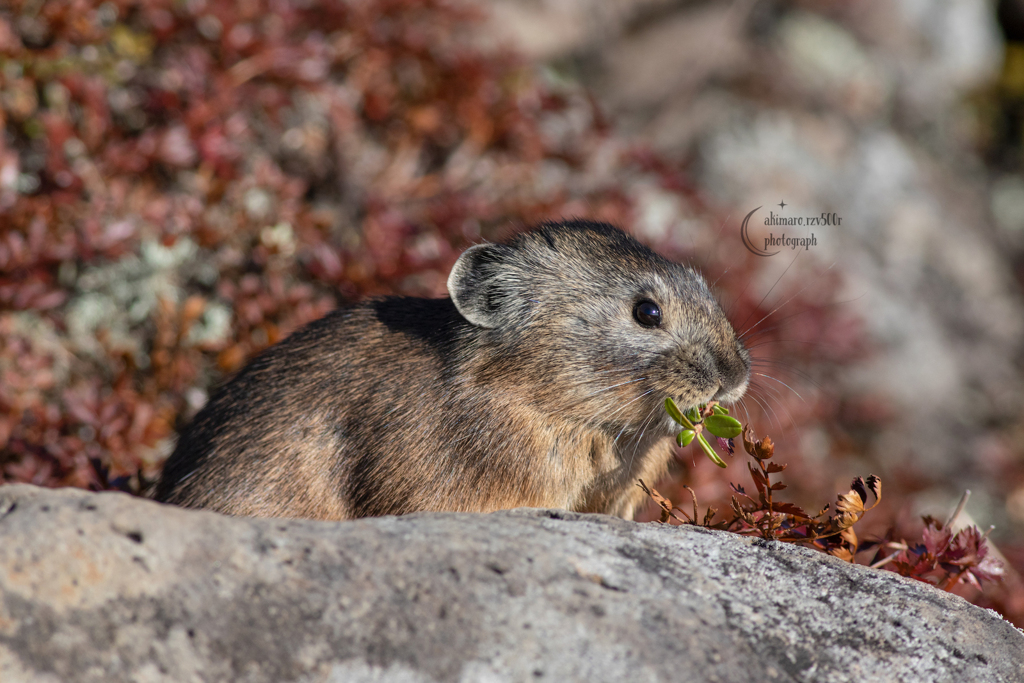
[155,220,750,520]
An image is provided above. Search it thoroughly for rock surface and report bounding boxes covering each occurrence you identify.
[1,484,1022,683]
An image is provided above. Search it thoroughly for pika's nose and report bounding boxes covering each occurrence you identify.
[712,344,750,404]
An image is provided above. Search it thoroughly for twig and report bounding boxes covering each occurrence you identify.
[870,555,897,569]
[943,489,971,529]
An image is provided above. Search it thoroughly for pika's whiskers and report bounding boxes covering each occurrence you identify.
[753,372,805,403]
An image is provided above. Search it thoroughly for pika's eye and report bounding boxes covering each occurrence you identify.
[633,300,662,328]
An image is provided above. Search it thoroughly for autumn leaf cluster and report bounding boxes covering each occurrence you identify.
[642,422,1004,596]
[876,516,1004,591]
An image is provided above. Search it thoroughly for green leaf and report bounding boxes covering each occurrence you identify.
[677,429,696,447]
[664,397,691,428]
[697,434,728,468]
[711,404,729,415]
[703,414,742,439]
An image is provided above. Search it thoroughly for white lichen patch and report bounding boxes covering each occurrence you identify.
[66,238,199,365]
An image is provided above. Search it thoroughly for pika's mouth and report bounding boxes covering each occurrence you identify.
[713,378,749,405]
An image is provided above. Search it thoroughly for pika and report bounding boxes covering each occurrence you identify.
[155,220,750,520]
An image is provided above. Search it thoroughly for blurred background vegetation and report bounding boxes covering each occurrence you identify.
[2,0,1024,624]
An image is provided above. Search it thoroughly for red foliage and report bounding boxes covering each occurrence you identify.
[886,517,1004,591]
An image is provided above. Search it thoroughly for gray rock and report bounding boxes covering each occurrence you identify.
[0,484,1021,683]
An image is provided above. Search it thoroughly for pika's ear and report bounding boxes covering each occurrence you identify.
[447,243,511,328]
